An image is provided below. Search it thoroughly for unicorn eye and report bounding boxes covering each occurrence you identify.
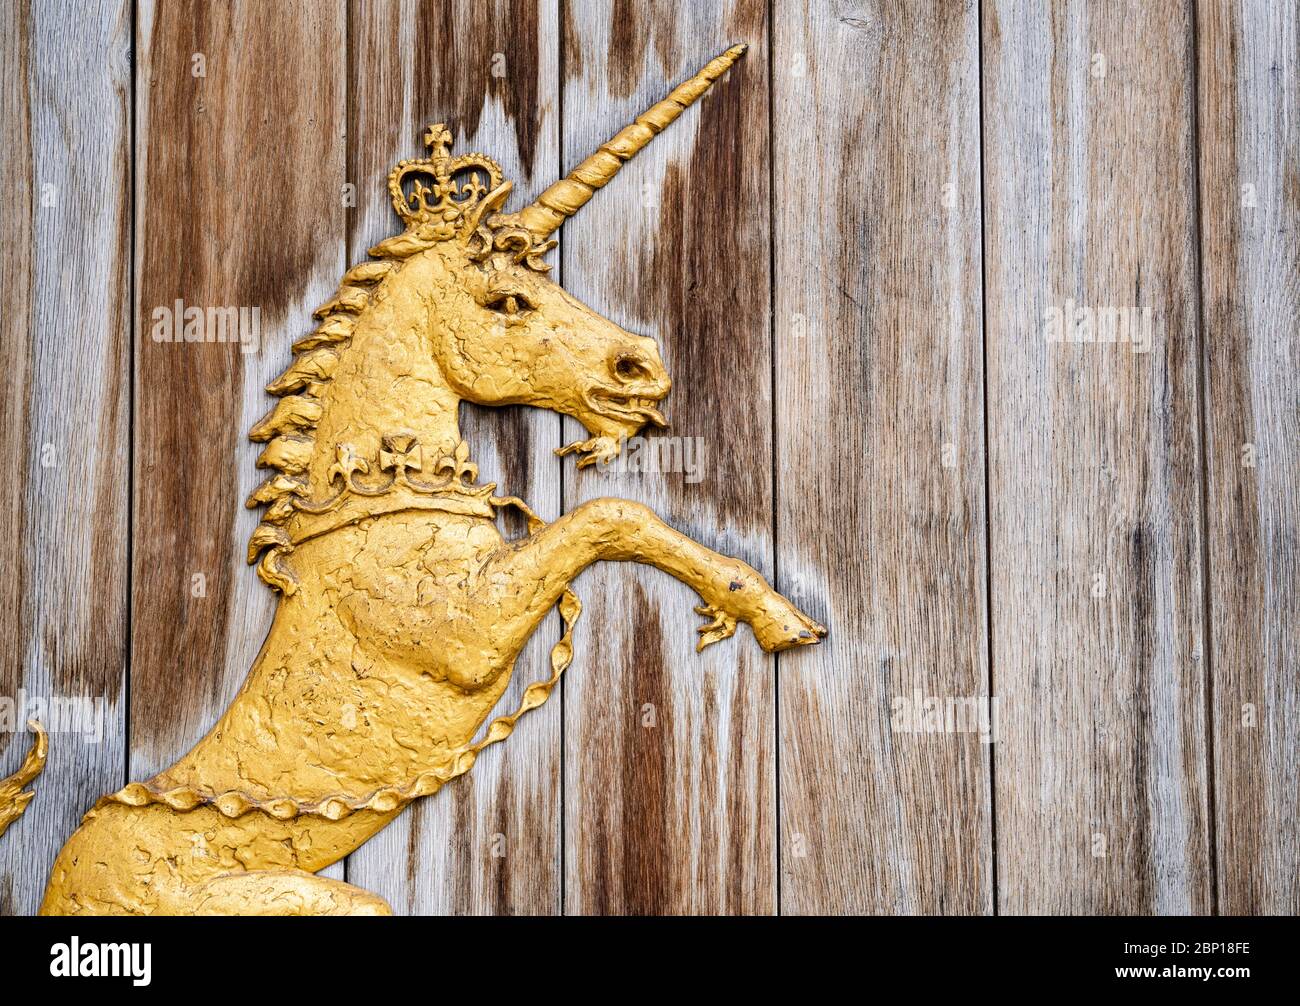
[484,288,534,316]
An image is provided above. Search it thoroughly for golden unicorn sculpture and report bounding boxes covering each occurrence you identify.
[1,45,824,915]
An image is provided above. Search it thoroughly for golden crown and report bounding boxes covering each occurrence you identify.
[387,124,506,237]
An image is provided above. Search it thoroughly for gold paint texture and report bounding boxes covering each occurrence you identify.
[0,46,825,915]
[0,722,46,839]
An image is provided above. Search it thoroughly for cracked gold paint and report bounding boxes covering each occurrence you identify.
[0,45,825,915]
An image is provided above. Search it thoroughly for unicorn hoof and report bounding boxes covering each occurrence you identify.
[751,603,827,653]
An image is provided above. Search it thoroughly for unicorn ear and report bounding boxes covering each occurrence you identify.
[459,181,513,241]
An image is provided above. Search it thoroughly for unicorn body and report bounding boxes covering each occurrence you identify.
[5,46,824,915]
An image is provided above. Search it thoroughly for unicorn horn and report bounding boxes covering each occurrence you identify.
[517,43,747,239]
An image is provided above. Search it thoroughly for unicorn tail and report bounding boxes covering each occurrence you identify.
[0,721,47,839]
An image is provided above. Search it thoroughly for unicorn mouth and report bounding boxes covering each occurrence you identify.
[587,390,668,429]
[555,389,670,468]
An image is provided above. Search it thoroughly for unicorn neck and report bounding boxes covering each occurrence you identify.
[304,289,466,495]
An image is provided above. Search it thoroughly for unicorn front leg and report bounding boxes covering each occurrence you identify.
[475,498,826,656]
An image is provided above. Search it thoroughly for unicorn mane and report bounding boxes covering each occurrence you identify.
[244,252,404,592]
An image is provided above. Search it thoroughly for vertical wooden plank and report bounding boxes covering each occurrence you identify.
[131,0,347,897]
[562,1,775,913]
[1198,0,1300,915]
[345,0,561,915]
[775,2,990,913]
[984,0,1211,913]
[0,0,131,917]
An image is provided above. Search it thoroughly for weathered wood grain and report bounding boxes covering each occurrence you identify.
[130,0,347,889]
[1197,0,1300,915]
[774,0,991,914]
[0,0,131,917]
[984,0,1211,913]
[344,0,562,915]
[561,1,776,913]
